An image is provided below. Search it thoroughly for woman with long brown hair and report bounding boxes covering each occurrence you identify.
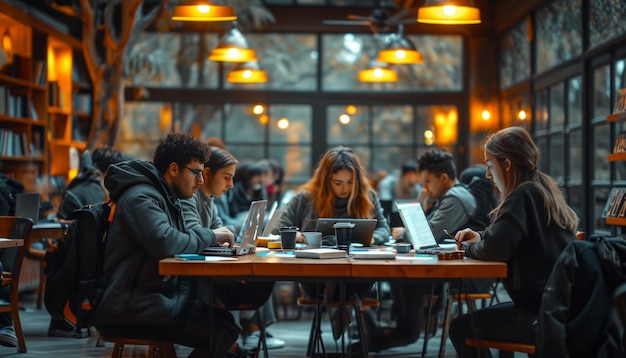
[275,146,389,245]
[449,126,578,357]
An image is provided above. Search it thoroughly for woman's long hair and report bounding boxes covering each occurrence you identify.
[205,146,238,172]
[299,146,374,218]
[483,127,578,231]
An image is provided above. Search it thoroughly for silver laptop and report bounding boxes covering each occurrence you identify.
[314,218,377,247]
[262,204,284,237]
[203,200,267,256]
[15,193,40,224]
[396,202,454,254]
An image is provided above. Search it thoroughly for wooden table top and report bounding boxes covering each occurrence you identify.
[159,251,507,280]
[0,238,24,248]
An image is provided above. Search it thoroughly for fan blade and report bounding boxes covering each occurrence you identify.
[387,8,417,25]
[322,20,372,26]
[347,14,373,21]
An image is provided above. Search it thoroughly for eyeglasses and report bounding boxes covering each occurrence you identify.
[183,165,203,180]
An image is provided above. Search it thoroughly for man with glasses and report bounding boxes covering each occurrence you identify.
[91,132,238,357]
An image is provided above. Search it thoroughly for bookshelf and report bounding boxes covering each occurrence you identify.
[605,89,626,226]
[47,37,88,182]
[0,15,47,178]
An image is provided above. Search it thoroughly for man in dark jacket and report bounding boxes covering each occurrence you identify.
[91,133,238,357]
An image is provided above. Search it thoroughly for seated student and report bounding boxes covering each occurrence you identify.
[273,146,390,339]
[358,149,482,352]
[449,126,578,357]
[91,133,238,357]
[378,160,421,201]
[180,146,285,351]
[56,146,128,220]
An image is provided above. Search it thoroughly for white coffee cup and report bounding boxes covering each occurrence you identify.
[302,232,323,249]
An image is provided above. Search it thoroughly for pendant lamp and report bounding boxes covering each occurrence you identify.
[209,27,257,62]
[417,0,481,25]
[171,1,237,22]
[376,33,423,65]
[227,61,268,83]
[358,58,398,83]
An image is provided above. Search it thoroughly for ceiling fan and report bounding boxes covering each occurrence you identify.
[322,0,416,33]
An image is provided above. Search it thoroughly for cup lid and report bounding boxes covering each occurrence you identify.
[280,226,298,231]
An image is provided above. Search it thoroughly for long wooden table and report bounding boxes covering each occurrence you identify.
[0,238,23,248]
[160,252,506,357]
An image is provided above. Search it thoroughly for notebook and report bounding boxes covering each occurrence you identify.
[15,193,40,224]
[314,218,377,247]
[395,202,455,254]
[203,200,267,256]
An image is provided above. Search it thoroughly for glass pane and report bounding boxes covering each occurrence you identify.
[350,145,371,174]
[322,34,462,91]
[535,89,548,132]
[535,0,582,73]
[594,122,611,181]
[549,134,564,183]
[594,187,611,232]
[227,145,265,162]
[126,32,219,88]
[416,105,458,148]
[268,105,312,144]
[536,137,548,172]
[226,33,317,91]
[615,59,626,105]
[568,129,583,182]
[550,83,565,129]
[269,145,311,188]
[119,102,165,160]
[593,65,611,118]
[589,1,626,50]
[568,76,582,126]
[371,147,416,179]
[567,185,583,225]
[327,105,369,145]
[372,105,413,144]
[499,19,530,89]
[224,104,265,144]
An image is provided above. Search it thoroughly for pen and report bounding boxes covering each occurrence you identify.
[443,229,463,245]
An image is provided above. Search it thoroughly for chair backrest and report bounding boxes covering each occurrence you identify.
[0,216,34,286]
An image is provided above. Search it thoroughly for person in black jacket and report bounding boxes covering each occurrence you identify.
[449,126,579,358]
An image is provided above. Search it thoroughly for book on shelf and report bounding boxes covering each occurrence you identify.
[294,248,347,259]
[614,88,626,115]
[603,188,626,218]
[614,131,626,154]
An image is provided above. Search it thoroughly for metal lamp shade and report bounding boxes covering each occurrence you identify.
[171,2,237,22]
[209,28,258,62]
[227,62,268,83]
[376,35,423,65]
[417,0,481,25]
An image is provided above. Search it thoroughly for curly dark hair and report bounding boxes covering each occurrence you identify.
[417,149,457,178]
[153,132,210,175]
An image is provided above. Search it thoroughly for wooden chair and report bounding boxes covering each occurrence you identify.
[100,336,177,358]
[466,338,536,354]
[0,216,34,353]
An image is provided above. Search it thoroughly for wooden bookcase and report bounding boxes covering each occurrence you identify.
[0,14,92,186]
[0,15,48,179]
[605,104,626,226]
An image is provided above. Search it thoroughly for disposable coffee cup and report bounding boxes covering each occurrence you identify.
[279,226,298,250]
[302,232,322,249]
[333,222,355,254]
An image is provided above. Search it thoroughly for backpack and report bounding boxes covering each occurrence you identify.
[44,199,116,336]
[0,173,24,215]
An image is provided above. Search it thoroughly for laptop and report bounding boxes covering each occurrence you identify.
[15,193,40,224]
[314,218,377,247]
[203,200,267,256]
[262,204,284,237]
[395,201,455,254]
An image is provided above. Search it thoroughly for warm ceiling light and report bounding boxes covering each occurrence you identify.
[209,27,257,62]
[171,2,237,22]
[253,104,265,114]
[518,110,527,120]
[417,0,481,25]
[376,34,423,64]
[358,59,398,82]
[227,61,267,83]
